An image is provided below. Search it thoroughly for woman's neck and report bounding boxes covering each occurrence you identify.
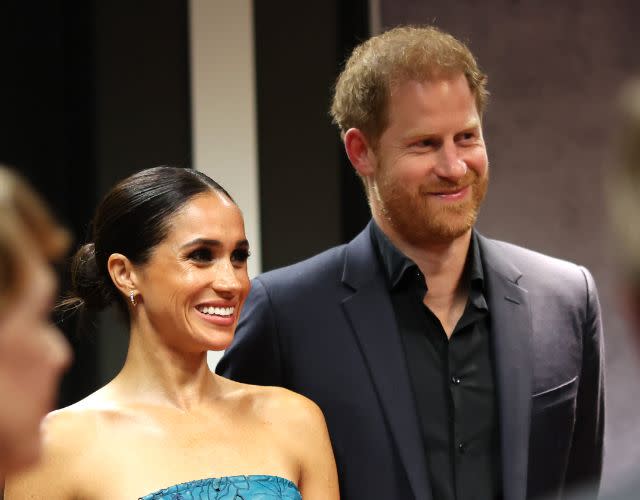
[110,323,222,412]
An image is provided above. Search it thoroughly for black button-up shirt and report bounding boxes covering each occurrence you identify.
[370,222,501,500]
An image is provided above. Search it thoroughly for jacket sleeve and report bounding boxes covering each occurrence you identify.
[564,266,605,496]
[216,277,284,387]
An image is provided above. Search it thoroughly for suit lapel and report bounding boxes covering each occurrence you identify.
[479,234,533,500]
[341,225,432,500]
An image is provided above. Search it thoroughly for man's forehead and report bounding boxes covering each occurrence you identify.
[387,76,476,113]
[388,68,467,93]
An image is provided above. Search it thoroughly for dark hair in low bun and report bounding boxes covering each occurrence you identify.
[59,166,233,319]
[60,243,116,313]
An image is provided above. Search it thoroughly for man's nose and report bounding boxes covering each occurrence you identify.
[434,142,467,181]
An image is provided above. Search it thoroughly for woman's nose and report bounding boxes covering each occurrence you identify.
[210,262,243,294]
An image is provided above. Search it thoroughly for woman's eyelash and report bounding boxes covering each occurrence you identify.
[232,249,251,262]
[187,247,250,264]
[188,248,213,261]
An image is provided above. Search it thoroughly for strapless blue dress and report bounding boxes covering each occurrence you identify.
[139,474,302,499]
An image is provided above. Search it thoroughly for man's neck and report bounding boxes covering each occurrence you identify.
[376,218,472,291]
[374,216,473,336]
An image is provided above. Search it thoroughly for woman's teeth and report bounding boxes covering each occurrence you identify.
[197,306,234,317]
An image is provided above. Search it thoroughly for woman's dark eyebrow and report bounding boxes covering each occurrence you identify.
[181,238,250,249]
[180,238,222,249]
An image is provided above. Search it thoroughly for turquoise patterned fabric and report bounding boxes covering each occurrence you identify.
[139,474,302,499]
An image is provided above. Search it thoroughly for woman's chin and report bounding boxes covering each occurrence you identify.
[200,329,235,353]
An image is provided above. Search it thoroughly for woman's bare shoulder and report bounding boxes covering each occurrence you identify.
[222,382,338,499]
[219,378,327,435]
[30,388,128,470]
[45,387,127,437]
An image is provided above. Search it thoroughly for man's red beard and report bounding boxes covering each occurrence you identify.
[374,168,489,246]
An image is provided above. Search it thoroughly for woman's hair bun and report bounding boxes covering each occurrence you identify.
[58,242,115,314]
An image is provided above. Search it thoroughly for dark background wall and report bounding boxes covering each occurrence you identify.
[0,0,100,407]
[378,0,640,493]
[254,1,370,271]
[0,0,191,405]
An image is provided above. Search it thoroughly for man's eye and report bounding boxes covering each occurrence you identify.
[231,248,250,263]
[459,132,476,141]
[414,139,435,148]
[189,248,213,262]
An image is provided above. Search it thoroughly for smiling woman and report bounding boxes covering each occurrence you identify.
[3,167,338,500]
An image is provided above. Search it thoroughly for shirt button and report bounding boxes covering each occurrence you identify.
[451,375,461,385]
[458,442,467,454]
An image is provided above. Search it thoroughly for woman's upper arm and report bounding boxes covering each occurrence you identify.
[294,399,339,500]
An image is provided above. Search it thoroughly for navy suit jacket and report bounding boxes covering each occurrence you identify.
[217,224,604,500]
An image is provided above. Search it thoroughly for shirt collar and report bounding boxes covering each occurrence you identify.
[369,220,486,294]
[468,229,485,289]
[370,221,417,289]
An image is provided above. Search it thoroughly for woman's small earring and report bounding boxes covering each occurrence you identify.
[130,291,137,307]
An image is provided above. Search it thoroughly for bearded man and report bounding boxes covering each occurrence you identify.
[218,26,604,500]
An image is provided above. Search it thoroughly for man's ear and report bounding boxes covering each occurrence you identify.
[344,128,376,178]
[107,253,138,297]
